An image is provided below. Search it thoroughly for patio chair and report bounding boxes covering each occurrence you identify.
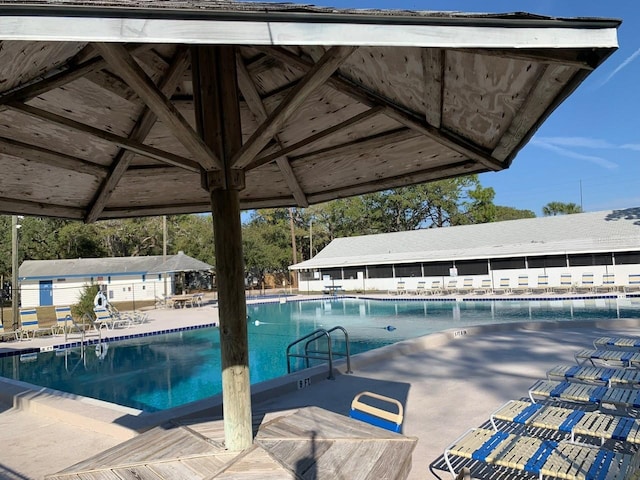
[624,273,640,293]
[528,379,640,411]
[530,274,550,294]
[547,364,640,388]
[93,307,131,330]
[349,391,404,433]
[444,426,640,480]
[388,281,406,295]
[510,275,530,294]
[0,322,20,341]
[594,336,640,350]
[410,281,426,295]
[552,273,573,294]
[424,280,442,295]
[575,272,595,293]
[52,306,83,336]
[472,279,492,295]
[442,279,457,295]
[19,308,51,340]
[575,348,640,368]
[490,399,640,446]
[595,273,618,293]
[492,278,510,295]
[455,278,474,295]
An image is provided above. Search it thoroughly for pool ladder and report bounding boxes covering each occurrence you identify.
[286,326,353,380]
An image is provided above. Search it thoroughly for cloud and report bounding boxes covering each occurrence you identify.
[601,47,640,86]
[621,144,640,151]
[531,137,618,169]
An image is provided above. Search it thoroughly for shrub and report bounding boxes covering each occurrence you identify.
[72,283,100,319]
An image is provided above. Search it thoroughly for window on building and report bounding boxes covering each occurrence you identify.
[298,270,315,281]
[320,268,342,280]
[422,261,453,276]
[456,259,489,275]
[343,267,362,280]
[614,251,640,265]
[490,257,526,270]
[367,264,393,279]
[527,255,567,268]
[569,253,613,266]
[394,263,422,277]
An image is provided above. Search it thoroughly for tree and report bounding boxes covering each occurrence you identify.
[542,202,583,216]
[493,206,536,222]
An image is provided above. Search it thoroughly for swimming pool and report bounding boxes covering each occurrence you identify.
[1,296,638,412]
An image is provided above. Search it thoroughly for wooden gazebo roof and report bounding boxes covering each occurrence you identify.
[0,1,619,222]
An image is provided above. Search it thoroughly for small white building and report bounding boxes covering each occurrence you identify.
[290,208,640,293]
[18,252,212,308]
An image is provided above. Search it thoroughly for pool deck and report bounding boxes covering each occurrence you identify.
[1,293,639,479]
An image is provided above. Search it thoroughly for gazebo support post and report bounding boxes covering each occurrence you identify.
[193,45,252,451]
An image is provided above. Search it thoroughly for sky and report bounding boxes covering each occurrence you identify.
[248,0,640,217]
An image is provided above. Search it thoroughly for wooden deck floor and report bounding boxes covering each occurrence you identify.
[47,407,417,479]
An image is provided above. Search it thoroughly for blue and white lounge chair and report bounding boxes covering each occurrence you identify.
[624,273,640,293]
[19,308,50,340]
[528,379,640,410]
[490,399,640,445]
[349,391,403,433]
[576,272,595,293]
[492,278,510,295]
[552,273,573,294]
[0,322,19,341]
[575,348,640,368]
[510,275,530,294]
[52,306,83,336]
[594,336,640,350]
[94,307,131,330]
[595,273,617,293]
[444,427,640,480]
[531,275,550,294]
[547,364,640,388]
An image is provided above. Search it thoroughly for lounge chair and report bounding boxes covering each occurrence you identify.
[575,272,595,293]
[492,278,510,295]
[455,278,474,295]
[0,322,19,341]
[349,391,403,433]
[388,281,406,295]
[594,336,640,350]
[552,273,573,294]
[52,306,83,336]
[93,307,131,330]
[472,279,491,295]
[444,426,640,480]
[530,274,550,294]
[624,274,640,293]
[442,279,457,295]
[595,273,618,293]
[510,275,530,294]
[490,399,640,445]
[574,348,640,368]
[410,281,426,295]
[547,364,640,388]
[528,379,640,411]
[424,280,442,296]
[19,308,50,340]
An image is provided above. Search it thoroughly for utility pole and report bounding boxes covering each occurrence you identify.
[289,208,298,289]
[11,215,20,331]
[163,215,168,298]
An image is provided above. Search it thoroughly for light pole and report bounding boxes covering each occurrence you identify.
[309,219,313,259]
[11,215,23,331]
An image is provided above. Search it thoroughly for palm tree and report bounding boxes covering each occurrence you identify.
[542,201,583,216]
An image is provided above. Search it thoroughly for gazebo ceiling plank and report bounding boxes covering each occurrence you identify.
[422,48,443,129]
[0,136,107,178]
[0,196,85,219]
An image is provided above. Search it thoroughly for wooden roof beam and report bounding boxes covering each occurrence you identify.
[235,52,308,207]
[93,42,222,171]
[7,102,201,171]
[0,196,84,220]
[232,45,357,169]
[85,46,191,223]
[260,46,504,172]
[422,48,443,129]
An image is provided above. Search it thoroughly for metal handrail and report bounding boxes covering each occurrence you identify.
[286,326,352,379]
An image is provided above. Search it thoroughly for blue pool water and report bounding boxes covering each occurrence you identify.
[1,297,639,412]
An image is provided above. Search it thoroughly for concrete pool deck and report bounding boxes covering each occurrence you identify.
[1,294,639,479]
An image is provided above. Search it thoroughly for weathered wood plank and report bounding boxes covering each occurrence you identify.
[232,46,357,169]
[422,48,443,128]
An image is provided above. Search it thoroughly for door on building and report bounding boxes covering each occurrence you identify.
[39,280,53,306]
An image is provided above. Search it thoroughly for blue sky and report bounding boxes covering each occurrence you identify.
[248,0,639,216]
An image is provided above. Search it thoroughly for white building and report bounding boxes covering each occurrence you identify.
[290,208,640,293]
[18,252,212,308]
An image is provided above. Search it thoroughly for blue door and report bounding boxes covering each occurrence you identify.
[39,280,53,306]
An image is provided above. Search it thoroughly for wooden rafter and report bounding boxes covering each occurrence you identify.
[260,46,504,171]
[247,106,384,171]
[451,48,597,70]
[93,42,222,171]
[236,53,308,207]
[0,136,106,177]
[0,196,84,219]
[7,102,200,171]
[422,48,443,129]
[232,45,357,169]
[85,47,191,223]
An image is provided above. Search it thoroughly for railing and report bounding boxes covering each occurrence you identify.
[286,326,352,380]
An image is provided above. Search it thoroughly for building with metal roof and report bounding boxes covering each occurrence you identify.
[19,252,212,308]
[290,207,640,294]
